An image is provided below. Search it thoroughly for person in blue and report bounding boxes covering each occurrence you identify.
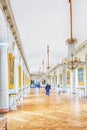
[45,83,51,96]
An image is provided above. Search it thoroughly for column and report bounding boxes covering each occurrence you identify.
[21,58,24,90]
[52,71,57,90]
[62,65,66,92]
[0,44,9,112]
[54,76,57,89]
[10,46,20,109]
[20,58,24,99]
[23,65,26,98]
[70,70,76,94]
[17,55,22,101]
[85,56,87,97]
[14,45,19,93]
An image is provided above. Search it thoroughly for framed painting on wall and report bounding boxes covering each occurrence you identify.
[78,66,84,86]
[23,71,24,87]
[21,70,24,87]
[8,53,14,89]
[67,70,70,87]
[18,65,21,88]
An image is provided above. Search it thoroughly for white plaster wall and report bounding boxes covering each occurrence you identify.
[0,8,8,43]
[0,45,9,108]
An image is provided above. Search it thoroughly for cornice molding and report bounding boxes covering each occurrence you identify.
[0,0,30,76]
[49,63,62,73]
[76,40,87,54]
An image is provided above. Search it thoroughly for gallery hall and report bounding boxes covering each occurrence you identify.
[0,0,87,130]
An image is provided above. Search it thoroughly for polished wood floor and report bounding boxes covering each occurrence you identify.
[5,88,87,130]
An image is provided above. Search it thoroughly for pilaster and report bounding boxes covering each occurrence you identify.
[14,45,20,93]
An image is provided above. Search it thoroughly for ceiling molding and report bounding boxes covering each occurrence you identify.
[0,0,30,75]
[76,40,87,53]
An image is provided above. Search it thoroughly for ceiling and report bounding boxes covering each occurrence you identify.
[9,0,87,74]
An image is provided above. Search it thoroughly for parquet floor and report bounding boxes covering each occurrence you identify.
[5,88,87,130]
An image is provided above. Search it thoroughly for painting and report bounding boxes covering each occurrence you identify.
[21,70,24,87]
[8,53,14,89]
[67,70,70,87]
[23,71,24,86]
[78,66,84,86]
[18,66,21,87]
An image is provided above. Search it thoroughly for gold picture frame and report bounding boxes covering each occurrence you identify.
[78,66,84,86]
[8,53,14,89]
[18,65,21,88]
[21,70,24,87]
[66,70,70,87]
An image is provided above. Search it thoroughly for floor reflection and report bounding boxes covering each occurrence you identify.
[6,88,87,130]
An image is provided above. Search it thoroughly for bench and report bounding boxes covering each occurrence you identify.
[0,117,7,130]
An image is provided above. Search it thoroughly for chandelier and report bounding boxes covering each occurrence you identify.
[64,54,81,70]
[64,0,81,70]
